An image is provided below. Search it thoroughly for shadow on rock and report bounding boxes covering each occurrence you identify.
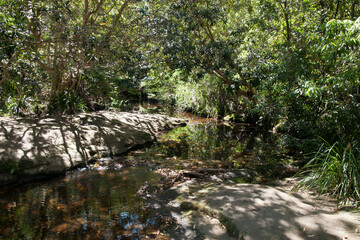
[0,111,186,185]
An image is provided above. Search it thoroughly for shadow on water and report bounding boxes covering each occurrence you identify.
[124,120,298,183]
[0,114,299,239]
[0,167,169,240]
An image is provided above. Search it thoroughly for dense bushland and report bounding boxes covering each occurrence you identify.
[1,0,359,205]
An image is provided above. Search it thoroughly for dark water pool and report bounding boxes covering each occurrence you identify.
[0,167,166,240]
[125,121,296,182]
[0,120,297,239]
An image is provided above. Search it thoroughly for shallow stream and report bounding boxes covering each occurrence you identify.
[0,114,297,239]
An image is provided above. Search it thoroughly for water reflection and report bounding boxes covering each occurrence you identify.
[126,122,295,181]
[0,120,297,239]
[0,167,164,239]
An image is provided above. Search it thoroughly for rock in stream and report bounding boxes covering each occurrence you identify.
[0,111,186,185]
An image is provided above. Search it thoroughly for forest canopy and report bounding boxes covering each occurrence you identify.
[1,0,359,141]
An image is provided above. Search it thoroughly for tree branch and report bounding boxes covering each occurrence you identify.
[213,69,253,99]
[36,58,54,73]
[205,21,215,42]
[83,0,105,27]
[0,46,30,86]
[83,0,89,26]
[85,0,131,68]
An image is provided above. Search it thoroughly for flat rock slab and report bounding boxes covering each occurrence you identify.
[0,111,186,185]
[167,180,360,240]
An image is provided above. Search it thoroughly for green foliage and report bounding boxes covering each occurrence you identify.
[109,98,128,111]
[0,0,359,157]
[3,95,29,116]
[1,0,152,113]
[1,94,44,116]
[143,68,243,118]
[174,75,222,117]
[47,90,88,115]
[145,0,256,100]
[286,18,359,141]
[0,0,359,206]
[244,14,360,152]
[296,139,360,206]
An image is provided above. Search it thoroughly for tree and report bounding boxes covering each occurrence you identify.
[27,0,132,98]
[146,0,256,101]
[0,1,32,90]
[0,0,144,100]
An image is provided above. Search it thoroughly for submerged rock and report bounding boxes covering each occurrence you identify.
[0,111,186,185]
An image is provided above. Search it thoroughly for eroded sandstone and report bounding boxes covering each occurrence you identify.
[0,111,186,185]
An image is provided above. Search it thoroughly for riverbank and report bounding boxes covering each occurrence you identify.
[1,112,358,240]
[0,111,186,185]
[151,176,360,240]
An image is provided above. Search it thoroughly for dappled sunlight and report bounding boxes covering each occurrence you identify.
[125,121,296,182]
[1,114,357,239]
[1,0,359,238]
[0,112,185,185]
[179,182,358,239]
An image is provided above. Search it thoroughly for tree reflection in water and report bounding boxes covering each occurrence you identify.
[0,122,296,239]
[0,167,165,239]
[132,122,295,181]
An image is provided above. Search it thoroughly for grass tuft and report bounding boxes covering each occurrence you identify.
[295,138,360,206]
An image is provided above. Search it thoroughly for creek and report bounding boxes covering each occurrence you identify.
[0,113,298,239]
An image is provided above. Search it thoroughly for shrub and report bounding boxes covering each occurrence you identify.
[47,90,88,115]
[2,96,29,116]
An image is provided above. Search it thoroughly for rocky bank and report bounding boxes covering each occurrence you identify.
[0,111,186,185]
[154,178,360,240]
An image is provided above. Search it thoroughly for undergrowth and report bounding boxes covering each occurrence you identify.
[296,139,360,206]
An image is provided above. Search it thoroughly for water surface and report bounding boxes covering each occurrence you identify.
[0,117,296,239]
[124,121,295,182]
[0,167,165,239]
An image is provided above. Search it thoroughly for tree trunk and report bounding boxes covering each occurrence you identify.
[334,0,341,19]
[351,0,358,19]
[282,0,291,43]
[50,69,63,98]
[212,69,255,101]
